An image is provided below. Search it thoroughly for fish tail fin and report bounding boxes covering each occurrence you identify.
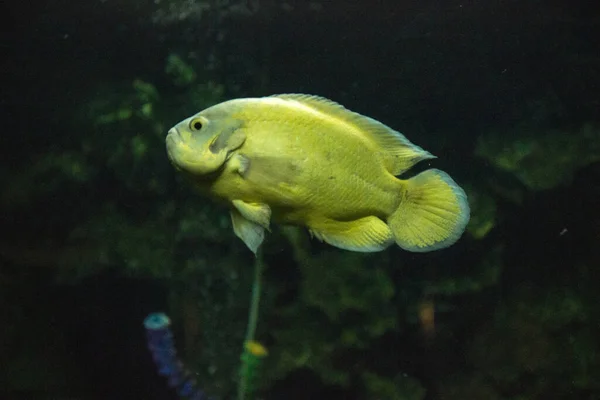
[388,169,470,252]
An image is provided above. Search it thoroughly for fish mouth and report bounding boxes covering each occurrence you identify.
[165,127,209,173]
[167,127,180,140]
[166,128,182,162]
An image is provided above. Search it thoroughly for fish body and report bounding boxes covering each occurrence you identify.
[166,94,470,254]
[206,98,399,220]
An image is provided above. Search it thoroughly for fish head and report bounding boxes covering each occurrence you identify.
[166,101,247,176]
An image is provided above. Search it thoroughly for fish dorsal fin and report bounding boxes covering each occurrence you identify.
[270,94,436,175]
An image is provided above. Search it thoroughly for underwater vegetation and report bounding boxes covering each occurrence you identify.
[145,313,216,400]
[2,2,599,399]
[2,48,598,399]
[3,50,599,399]
[476,122,600,191]
[145,245,267,400]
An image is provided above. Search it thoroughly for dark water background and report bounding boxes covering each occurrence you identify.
[2,1,600,399]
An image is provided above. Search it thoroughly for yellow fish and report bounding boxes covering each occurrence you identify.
[166,94,469,254]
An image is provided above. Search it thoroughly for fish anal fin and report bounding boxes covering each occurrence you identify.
[308,216,394,252]
[232,199,271,230]
[270,94,435,175]
[230,209,265,254]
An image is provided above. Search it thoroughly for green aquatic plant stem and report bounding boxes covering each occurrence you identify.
[246,248,264,343]
[238,248,265,400]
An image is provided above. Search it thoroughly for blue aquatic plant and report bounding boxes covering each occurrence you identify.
[144,312,215,400]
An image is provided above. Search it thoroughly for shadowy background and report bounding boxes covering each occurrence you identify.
[2,0,599,399]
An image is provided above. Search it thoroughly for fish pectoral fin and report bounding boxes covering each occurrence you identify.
[229,154,251,176]
[388,169,470,252]
[232,199,271,230]
[308,216,394,252]
[230,209,265,254]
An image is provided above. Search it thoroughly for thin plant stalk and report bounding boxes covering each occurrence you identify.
[237,247,265,400]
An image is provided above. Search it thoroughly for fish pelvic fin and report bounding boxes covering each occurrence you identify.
[270,94,436,175]
[388,169,470,252]
[232,199,271,230]
[231,209,265,254]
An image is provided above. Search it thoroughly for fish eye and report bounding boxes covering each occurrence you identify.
[189,118,203,131]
